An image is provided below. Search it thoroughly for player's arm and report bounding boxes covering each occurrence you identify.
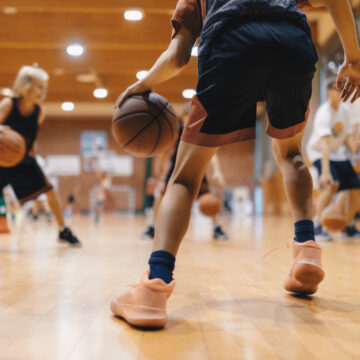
[317,136,333,188]
[38,108,46,125]
[28,109,46,156]
[346,133,359,154]
[0,97,13,127]
[116,25,196,106]
[310,0,360,102]
[327,131,348,152]
[208,154,226,187]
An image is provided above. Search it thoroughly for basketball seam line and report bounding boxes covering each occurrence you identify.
[148,101,171,155]
[149,116,162,155]
[122,116,158,149]
[160,108,175,140]
[0,142,22,152]
[123,102,170,154]
[113,110,156,124]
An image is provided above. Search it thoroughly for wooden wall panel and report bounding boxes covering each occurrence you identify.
[37,119,146,212]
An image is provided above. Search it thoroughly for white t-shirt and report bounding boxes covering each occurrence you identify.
[306,102,350,163]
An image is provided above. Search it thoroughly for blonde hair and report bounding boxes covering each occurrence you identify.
[13,63,49,98]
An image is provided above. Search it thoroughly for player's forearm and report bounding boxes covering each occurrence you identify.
[322,0,360,61]
[346,134,359,154]
[142,49,186,88]
[320,141,331,174]
[141,26,194,88]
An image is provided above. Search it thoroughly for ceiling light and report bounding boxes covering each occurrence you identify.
[191,46,198,57]
[3,7,18,14]
[182,89,196,99]
[136,70,149,80]
[61,102,75,112]
[53,69,65,76]
[66,43,84,57]
[93,88,108,99]
[124,10,143,21]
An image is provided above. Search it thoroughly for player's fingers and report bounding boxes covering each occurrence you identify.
[350,88,360,103]
[336,68,346,89]
[341,82,355,102]
[115,91,129,109]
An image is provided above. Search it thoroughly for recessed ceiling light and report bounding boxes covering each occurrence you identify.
[191,46,198,57]
[124,10,143,21]
[136,70,149,80]
[53,69,65,76]
[93,88,108,99]
[3,7,18,14]
[66,43,84,57]
[182,89,196,99]
[61,102,75,112]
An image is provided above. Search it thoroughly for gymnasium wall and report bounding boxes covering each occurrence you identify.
[38,117,146,212]
[37,117,255,211]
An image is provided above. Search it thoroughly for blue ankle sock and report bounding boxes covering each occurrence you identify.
[148,250,175,284]
[294,220,315,243]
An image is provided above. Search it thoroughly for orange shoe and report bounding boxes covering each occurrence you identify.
[110,271,175,328]
[284,240,325,295]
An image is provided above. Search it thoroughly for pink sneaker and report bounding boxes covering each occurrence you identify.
[110,271,175,328]
[284,240,325,295]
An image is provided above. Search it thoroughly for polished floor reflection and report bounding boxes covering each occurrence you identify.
[1,214,360,360]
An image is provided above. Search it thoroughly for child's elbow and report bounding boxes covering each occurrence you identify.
[173,52,191,68]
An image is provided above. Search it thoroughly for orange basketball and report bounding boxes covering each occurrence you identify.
[0,126,26,167]
[199,193,222,218]
[321,206,347,232]
[112,92,178,157]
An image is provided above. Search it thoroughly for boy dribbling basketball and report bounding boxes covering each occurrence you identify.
[111,0,360,328]
[0,64,81,246]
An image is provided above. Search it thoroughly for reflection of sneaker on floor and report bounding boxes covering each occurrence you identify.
[58,227,81,246]
[141,226,155,240]
[213,225,228,240]
[284,240,325,295]
[341,225,360,238]
[315,226,332,241]
[110,271,175,328]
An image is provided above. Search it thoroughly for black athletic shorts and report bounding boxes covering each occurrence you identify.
[182,21,318,146]
[0,156,53,204]
[313,159,360,192]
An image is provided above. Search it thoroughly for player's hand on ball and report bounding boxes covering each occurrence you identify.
[115,81,152,108]
[337,59,360,103]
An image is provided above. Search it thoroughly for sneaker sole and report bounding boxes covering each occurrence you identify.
[58,238,82,247]
[285,263,325,295]
[110,300,167,328]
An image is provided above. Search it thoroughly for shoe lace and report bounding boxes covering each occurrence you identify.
[262,242,290,259]
[126,283,138,289]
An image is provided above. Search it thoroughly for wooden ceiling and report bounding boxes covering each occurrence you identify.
[0,1,357,116]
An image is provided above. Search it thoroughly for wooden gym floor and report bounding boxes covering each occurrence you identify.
[0,214,360,360]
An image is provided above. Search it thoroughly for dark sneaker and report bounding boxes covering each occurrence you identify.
[315,226,332,241]
[213,225,228,240]
[341,225,360,238]
[59,227,81,246]
[141,226,155,240]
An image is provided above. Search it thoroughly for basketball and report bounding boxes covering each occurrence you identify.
[199,193,222,218]
[112,92,178,157]
[0,126,26,167]
[321,206,347,232]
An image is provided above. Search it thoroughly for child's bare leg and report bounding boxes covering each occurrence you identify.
[154,141,218,255]
[272,132,313,221]
[46,189,65,228]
